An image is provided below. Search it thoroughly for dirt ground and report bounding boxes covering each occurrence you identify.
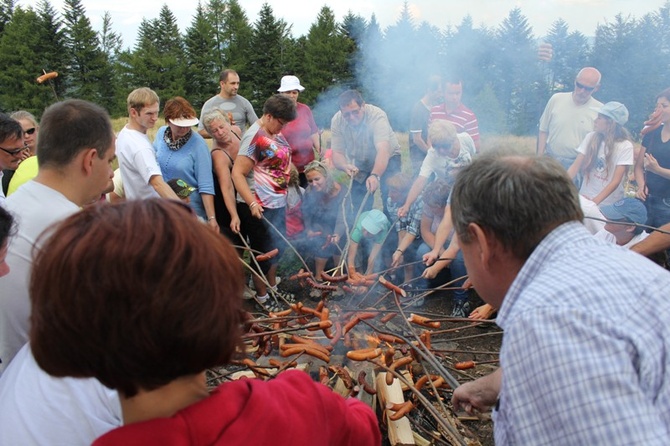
[226,267,501,446]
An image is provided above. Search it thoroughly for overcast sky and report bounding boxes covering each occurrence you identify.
[18,0,668,49]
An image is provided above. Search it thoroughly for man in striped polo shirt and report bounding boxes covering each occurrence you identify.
[429,76,480,151]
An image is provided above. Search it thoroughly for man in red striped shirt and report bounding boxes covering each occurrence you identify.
[429,77,480,151]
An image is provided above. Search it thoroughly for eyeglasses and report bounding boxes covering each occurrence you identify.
[275,117,287,127]
[342,108,362,119]
[575,81,595,92]
[0,144,28,156]
[24,128,36,136]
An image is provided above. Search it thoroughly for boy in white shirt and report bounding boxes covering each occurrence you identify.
[116,87,178,200]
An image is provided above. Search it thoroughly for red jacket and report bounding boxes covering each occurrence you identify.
[93,370,380,445]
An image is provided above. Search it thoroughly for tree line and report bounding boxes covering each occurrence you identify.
[0,0,668,138]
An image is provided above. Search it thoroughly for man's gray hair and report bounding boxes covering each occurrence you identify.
[451,151,583,260]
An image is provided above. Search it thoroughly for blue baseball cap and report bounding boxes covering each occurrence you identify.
[599,198,647,225]
[361,209,388,235]
[593,101,629,126]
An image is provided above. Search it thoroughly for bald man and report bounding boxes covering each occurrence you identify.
[537,67,603,169]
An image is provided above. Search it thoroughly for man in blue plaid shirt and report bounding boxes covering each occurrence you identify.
[450,151,670,445]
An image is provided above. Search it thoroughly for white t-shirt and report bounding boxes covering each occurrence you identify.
[116,125,162,200]
[577,133,634,206]
[539,92,603,159]
[0,180,79,373]
[594,228,650,248]
[0,344,122,445]
[418,133,476,187]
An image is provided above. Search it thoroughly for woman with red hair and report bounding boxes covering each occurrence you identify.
[29,200,380,445]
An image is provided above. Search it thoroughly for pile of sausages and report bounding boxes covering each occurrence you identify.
[240,300,454,422]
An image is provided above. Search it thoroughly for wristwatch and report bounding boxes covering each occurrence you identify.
[369,173,380,181]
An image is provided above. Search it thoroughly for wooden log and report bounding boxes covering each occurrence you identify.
[332,366,353,398]
[376,372,415,445]
[229,363,307,381]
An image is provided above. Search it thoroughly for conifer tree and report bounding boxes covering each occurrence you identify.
[62,0,106,103]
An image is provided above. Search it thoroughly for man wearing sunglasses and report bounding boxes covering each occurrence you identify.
[537,67,602,170]
[0,114,26,206]
[331,89,402,216]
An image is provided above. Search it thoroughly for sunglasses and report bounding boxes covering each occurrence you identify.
[24,127,36,136]
[575,81,595,92]
[0,144,28,156]
[342,108,362,119]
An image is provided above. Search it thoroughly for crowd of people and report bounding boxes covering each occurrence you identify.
[0,62,668,445]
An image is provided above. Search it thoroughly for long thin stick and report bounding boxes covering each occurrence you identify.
[586,216,670,235]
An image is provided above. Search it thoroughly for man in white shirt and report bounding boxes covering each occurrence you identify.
[594,197,649,248]
[537,67,603,169]
[116,87,178,200]
[0,99,122,445]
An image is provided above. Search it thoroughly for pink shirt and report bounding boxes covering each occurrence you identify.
[282,102,318,171]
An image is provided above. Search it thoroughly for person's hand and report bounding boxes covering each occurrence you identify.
[636,183,648,201]
[208,218,220,233]
[229,216,241,234]
[397,204,409,218]
[421,261,444,280]
[423,249,439,266]
[452,376,500,415]
[250,203,264,219]
[366,174,379,193]
[391,249,403,267]
[644,153,661,174]
[344,164,358,177]
[469,303,495,320]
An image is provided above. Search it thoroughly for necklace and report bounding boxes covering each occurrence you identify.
[164,126,192,151]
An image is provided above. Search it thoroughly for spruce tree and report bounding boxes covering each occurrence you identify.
[62,0,107,103]
[185,2,219,109]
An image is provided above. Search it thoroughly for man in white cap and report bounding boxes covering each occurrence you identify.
[116,87,179,200]
[537,67,603,169]
[198,69,258,138]
[346,209,390,276]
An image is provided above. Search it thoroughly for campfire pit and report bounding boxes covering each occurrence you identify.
[207,272,502,446]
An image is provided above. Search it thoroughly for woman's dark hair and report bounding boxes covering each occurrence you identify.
[30,200,245,397]
[263,94,297,122]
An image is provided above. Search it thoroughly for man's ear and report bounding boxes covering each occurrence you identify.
[467,222,492,267]
[81,148,97,175]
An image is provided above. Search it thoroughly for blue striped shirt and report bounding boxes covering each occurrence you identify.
[495,221,670,445]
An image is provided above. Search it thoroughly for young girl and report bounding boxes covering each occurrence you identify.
[302,161,347,280]
[567,101,634,233]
